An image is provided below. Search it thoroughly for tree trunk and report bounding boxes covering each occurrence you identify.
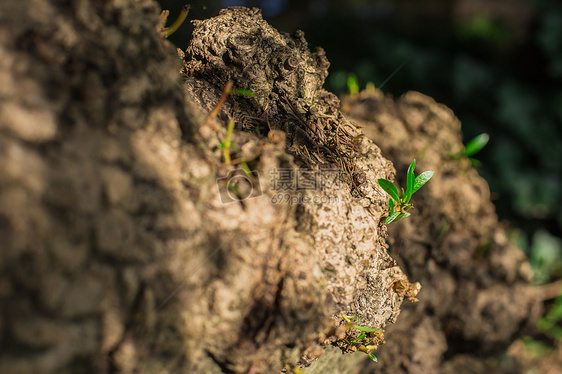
[0,2,538,374]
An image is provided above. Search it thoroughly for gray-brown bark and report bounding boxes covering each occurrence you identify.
[0,3,411,374]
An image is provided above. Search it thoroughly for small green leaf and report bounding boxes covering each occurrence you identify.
[353,325,380,333]
[389,198,394,213]
[469,158,482,168]
[464,133,489,157]
[413,171,434,193]
[385,212,401,224]
[342,314,359,323]
[220,141,238,149]
[368,352,378,362]
[347,74,359,95]
[231,88,255,96]
[406,160,416,198]
[240,161,252,176]
[351,333,367,343]
[377,179,400,203]
[227,182,240,195]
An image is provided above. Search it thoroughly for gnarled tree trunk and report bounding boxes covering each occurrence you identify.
[0,2,538,374]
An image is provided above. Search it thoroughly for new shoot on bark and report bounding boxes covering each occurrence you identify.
[220,119,236,164]
[160,4,210,38]
[160,5,190,38]
[450,132,489,167]
[341,314,381,362]
[377,160,434,224]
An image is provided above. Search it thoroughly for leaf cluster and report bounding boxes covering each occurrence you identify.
[450,133,489,167]
[377,160,434,224]
[341,314,381,362]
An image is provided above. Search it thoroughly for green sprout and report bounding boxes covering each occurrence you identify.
[220,119,237,164]
[291,368,306,374]
[451,133,489,167]
[347,74,359,96]
[160,5,190,38]
[539,292,562,340]
[160,4,208,38]
[230,88,255,97]
[377,160,434,224]
[341,314,381,362]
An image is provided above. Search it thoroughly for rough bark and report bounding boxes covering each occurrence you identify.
[334,90,541,373]
[0,2,539,374]
[0,3,414,374]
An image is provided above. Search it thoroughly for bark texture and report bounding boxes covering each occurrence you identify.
[1,3,413,374]
[0,2,539,374]
[333,90,541,373]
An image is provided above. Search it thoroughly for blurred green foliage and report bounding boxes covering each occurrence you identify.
[456,15,513,48]
[539,291,562,340]
[519,229,562,285]
[297,0,562,285]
